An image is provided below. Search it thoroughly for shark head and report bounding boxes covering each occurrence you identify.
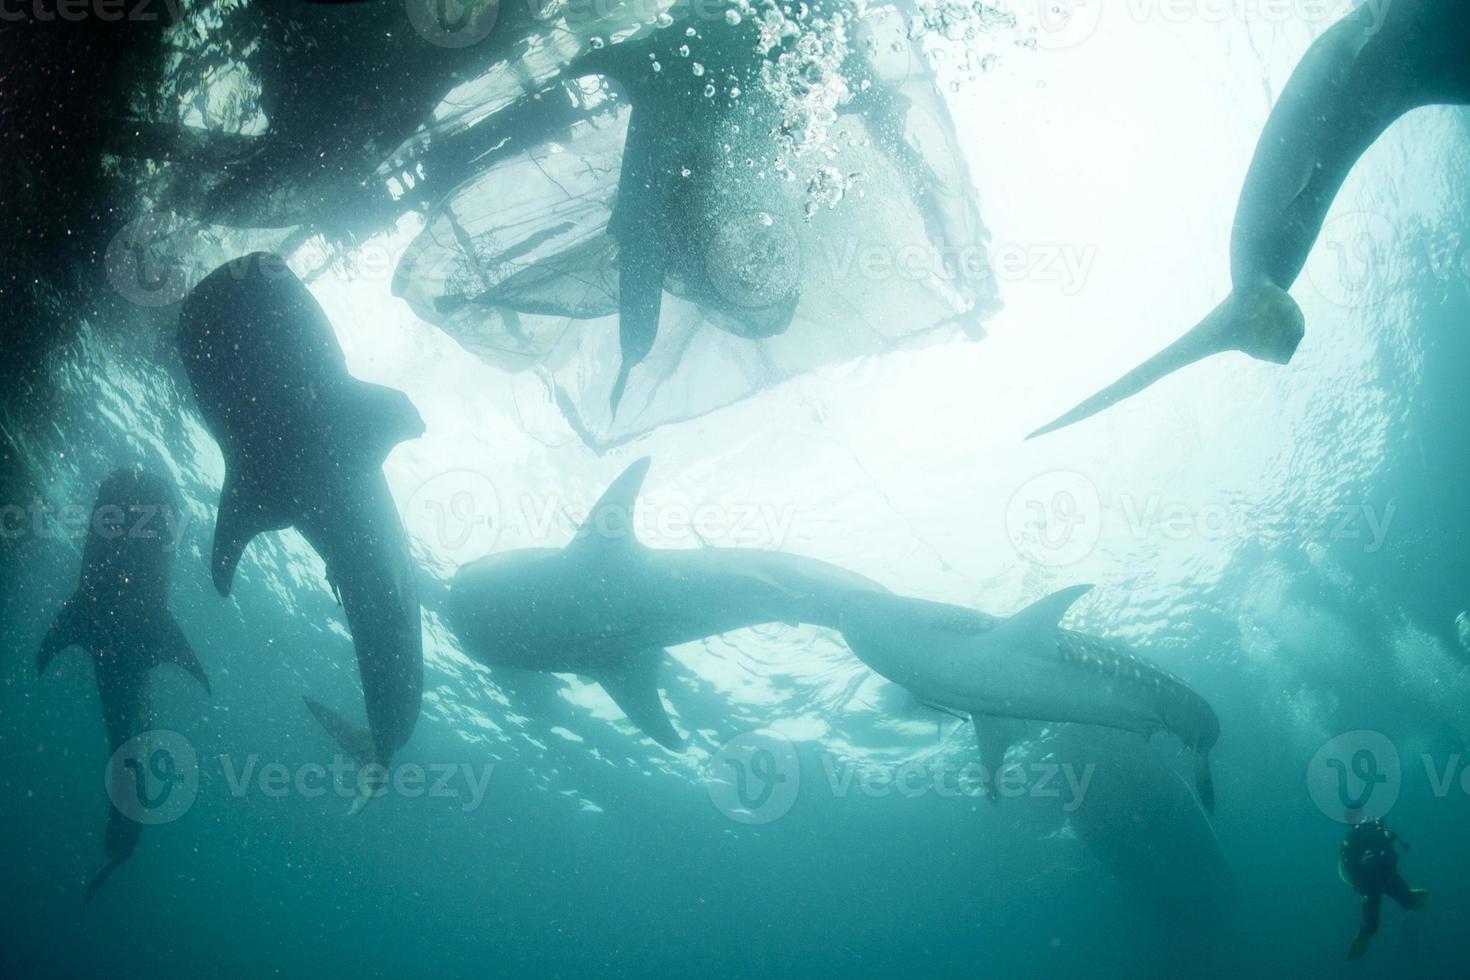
[75,466,184,611]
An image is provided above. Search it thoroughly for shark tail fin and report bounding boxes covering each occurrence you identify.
[156,612,211,696]
[302,697,380,815]
[1194,750,1216,814]
[594,651,685,751]
[38,595,90,676]
[1027,284,1303,439]
[82,858,125,906]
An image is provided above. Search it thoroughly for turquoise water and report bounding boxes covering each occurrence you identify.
[5,5,1470,979]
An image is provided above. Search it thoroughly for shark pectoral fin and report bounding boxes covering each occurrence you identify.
[593,652,685,751]
[156,613,211,697]
[997,585,1094,649]
[611,227,666,416]
[571,457,652,550]
[340,379,426,470]
[974,715,1027,802]
[38,595,89,676]
[1027,285,1303,439]
[212,468,287,597]
[1194,750,1216,814]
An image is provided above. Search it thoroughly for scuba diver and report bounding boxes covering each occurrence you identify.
[1339,814,1429,959]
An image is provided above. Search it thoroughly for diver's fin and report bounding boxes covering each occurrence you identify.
[592,652,684,751]
[1346,929,1370,960]
[570,457,652,550]
[994,585,1094,649]
[1026,284,1303,439]
[38,594,91,675]
[974,715,1027,802]
[1194,749,1216,814]
[211,466,289,597]
[303,697,375,768]
[155,613,211,697]
[338,379,425,471]
[1409,888,1429,909]
[82,858,125,906]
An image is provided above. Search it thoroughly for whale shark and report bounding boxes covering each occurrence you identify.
[177,252,425,811]
[37,467,210,902]
[577,17,808,414]
[1047,729,1235,931]
[446,457,887,748]
[837,585,1220,810]
[1029,0,1470,438]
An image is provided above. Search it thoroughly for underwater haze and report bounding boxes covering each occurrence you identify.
[4,2,1470,978]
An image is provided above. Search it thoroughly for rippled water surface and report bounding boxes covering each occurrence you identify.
[5,5,1470,978]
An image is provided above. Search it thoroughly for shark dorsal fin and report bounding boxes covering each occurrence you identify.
[990,585,1094,655]
[592,650,684,751]
[571,457,652,551]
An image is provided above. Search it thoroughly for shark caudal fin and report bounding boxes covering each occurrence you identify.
[37,595,90,676]
[1026,284,1303,439]
[592,652,685,751]
[211,467,290,597]
[303,697,381,815]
